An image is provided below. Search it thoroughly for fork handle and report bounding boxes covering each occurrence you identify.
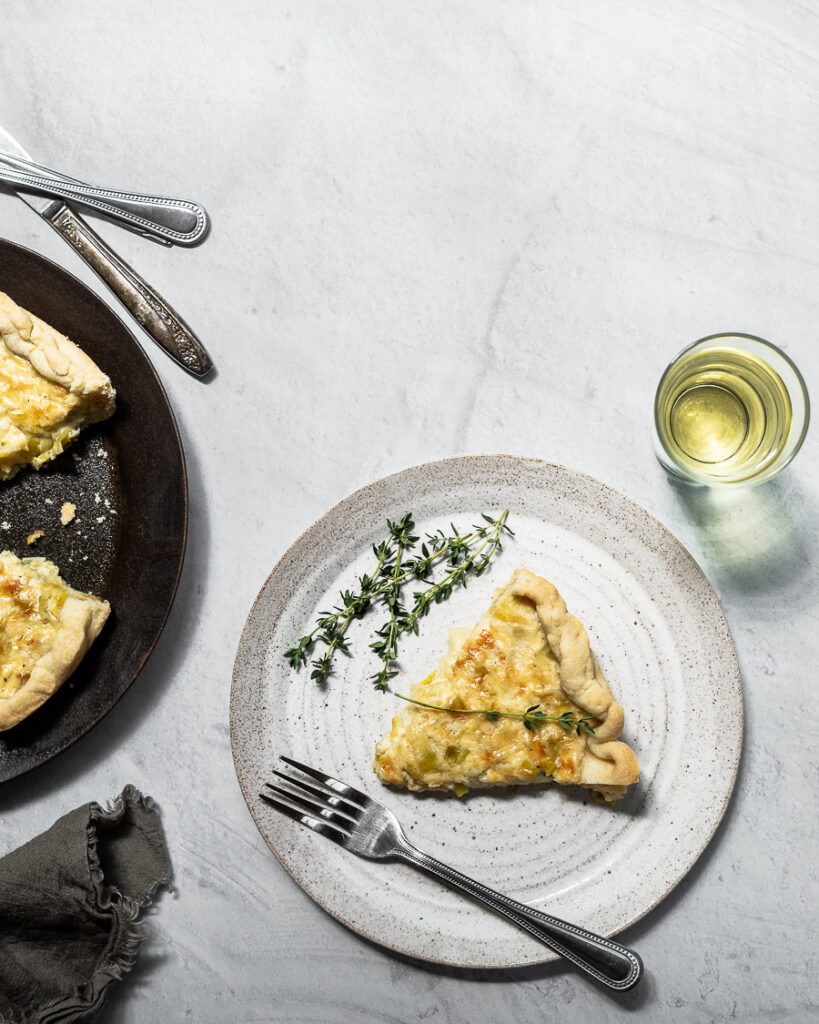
[396,841,642,990]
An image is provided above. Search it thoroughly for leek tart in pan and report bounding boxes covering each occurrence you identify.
[0,238,187,784]
[0,551,110,731]
[0,290,115,481]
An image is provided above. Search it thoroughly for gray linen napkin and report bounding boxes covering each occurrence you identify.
[0,786,170,1024]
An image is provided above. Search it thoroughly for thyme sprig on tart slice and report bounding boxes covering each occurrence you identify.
[394,693,597,735]
[285,510,512,688]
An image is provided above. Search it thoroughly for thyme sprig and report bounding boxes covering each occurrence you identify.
[284,538,391,682]
[369,511,511,689]
[394,693,597,735]
[284,510,512,688]
[369,514,417,690]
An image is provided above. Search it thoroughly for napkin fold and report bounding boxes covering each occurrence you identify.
[0,786,170,1024]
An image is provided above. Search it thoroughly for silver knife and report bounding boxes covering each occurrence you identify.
[0,125,213,377]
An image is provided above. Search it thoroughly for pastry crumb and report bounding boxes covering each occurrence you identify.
[1,521,10,531]
[72,453,82,462]
[94,492,101,504]
[61,502,76,525]
[44,498,53,505]
[26,530,44,545]
[96,516,105,524]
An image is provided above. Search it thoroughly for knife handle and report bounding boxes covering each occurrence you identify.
[46,202,213,377]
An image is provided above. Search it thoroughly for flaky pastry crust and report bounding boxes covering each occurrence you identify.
[0,551,110,731]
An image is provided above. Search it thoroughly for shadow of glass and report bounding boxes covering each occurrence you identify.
[667,473,814,600]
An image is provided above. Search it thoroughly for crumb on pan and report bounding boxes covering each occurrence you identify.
[60,502,76,525]
[26,529,44,545]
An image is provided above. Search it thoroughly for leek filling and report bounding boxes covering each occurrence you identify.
[1,567,69,698]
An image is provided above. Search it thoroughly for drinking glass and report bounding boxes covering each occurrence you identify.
[653,333,809,486]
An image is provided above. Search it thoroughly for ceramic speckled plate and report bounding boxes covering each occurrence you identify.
[231,456,742,968]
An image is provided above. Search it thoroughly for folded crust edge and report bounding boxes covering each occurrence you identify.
[0,591,110,732]
[509,568,639,790]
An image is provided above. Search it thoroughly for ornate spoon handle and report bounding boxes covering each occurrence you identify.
[47,203,213,377]
[0,156,208,245]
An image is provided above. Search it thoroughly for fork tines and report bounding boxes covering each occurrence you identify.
[259,756,367,844]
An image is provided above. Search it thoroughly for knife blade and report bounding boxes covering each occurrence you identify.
[0,125,213,378]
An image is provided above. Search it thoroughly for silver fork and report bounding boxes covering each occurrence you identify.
[260,756,643,990]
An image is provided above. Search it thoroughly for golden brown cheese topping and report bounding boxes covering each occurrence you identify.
[0,291,115,480]
[375,587,586,791]
[0,350,82,433]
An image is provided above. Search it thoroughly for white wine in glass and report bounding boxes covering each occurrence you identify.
[654,334,809,486]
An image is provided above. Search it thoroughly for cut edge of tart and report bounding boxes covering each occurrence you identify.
[0,290,115,481]
[0,550,110,731]
[373,568,639,802]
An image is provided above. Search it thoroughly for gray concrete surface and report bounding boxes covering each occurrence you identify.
[0,2,817,1021]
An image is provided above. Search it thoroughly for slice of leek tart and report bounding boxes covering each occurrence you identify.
[0,551,110,730]
[374,569,639,802]
[0,291,115,481]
